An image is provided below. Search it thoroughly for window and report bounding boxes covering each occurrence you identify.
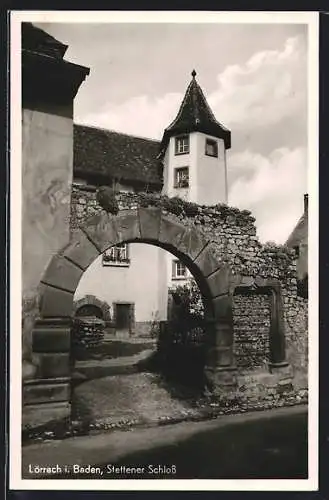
[205,138,218,157]
[102,243,130,267]
[172,259,187,279]
[175,135,189,155]
[174,167,189,188]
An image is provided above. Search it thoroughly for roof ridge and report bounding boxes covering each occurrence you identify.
[74,122,160,144]
[285,212,307,246]
[197,81,230,132]
[159,72,231,154]
[165,79,194,131]
[166,76,226,131]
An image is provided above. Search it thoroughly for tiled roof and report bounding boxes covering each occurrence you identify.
[159,70,231,156]
[73,124,163,188]
[22,22,68,59]
[286,212,308,248]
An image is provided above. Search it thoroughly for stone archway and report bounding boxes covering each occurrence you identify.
[73,295,111,323]
[29,208,237,417]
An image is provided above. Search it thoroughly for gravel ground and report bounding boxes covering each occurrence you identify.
[73,372,201,427]
[23,371,308,443]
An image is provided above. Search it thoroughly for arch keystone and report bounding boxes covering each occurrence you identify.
[114,209,141,242]
[138,207,162,240]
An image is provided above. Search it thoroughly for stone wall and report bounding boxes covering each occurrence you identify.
[73,295,112,324]
[70,186,308,386]
[284,294,308,388]
[71,186,291,280]
[71,184,100,230]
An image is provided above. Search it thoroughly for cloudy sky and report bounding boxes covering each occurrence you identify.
[37,21,308,244]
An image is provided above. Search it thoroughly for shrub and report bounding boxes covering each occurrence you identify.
[155,280,206,387]
[169,279,204,317]
[96,186,119,214]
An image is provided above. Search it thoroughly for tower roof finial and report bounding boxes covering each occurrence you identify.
[158,67,231,156]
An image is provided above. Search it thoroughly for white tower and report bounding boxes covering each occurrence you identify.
[157,70,232,295]
[159,69,231,206]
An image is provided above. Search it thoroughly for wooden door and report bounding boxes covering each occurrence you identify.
[115,303,132,337]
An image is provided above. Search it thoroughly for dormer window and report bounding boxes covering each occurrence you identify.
[174,167,189,188]
[205,138,218,157]
[175,135,189,155]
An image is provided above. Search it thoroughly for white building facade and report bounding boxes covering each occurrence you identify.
[74,70,231,335]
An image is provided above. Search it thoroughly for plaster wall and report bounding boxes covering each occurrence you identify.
[162,132,227,205]
[74,243,168,323]
[195,133,227,205]
[162,133,198,201]
[22,107,73,360]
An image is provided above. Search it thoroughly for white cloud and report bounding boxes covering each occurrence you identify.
[76,93,182,140]
[208,36,306,130]
[228,147,307,243]
[75,35,307,245]
[76,35,306,142]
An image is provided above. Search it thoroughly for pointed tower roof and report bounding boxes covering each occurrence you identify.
[159,70,231,157]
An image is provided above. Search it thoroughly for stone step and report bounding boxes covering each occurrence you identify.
[23,401,71,429]
[73,348,155,381]
[74,337,156,362]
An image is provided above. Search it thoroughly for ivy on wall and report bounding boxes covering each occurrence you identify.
[95,186,294,261]
[97,186,256,223]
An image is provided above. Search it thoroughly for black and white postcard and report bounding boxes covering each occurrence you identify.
[9,10,319,491]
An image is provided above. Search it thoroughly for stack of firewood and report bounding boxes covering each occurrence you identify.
[72,316,105,350]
